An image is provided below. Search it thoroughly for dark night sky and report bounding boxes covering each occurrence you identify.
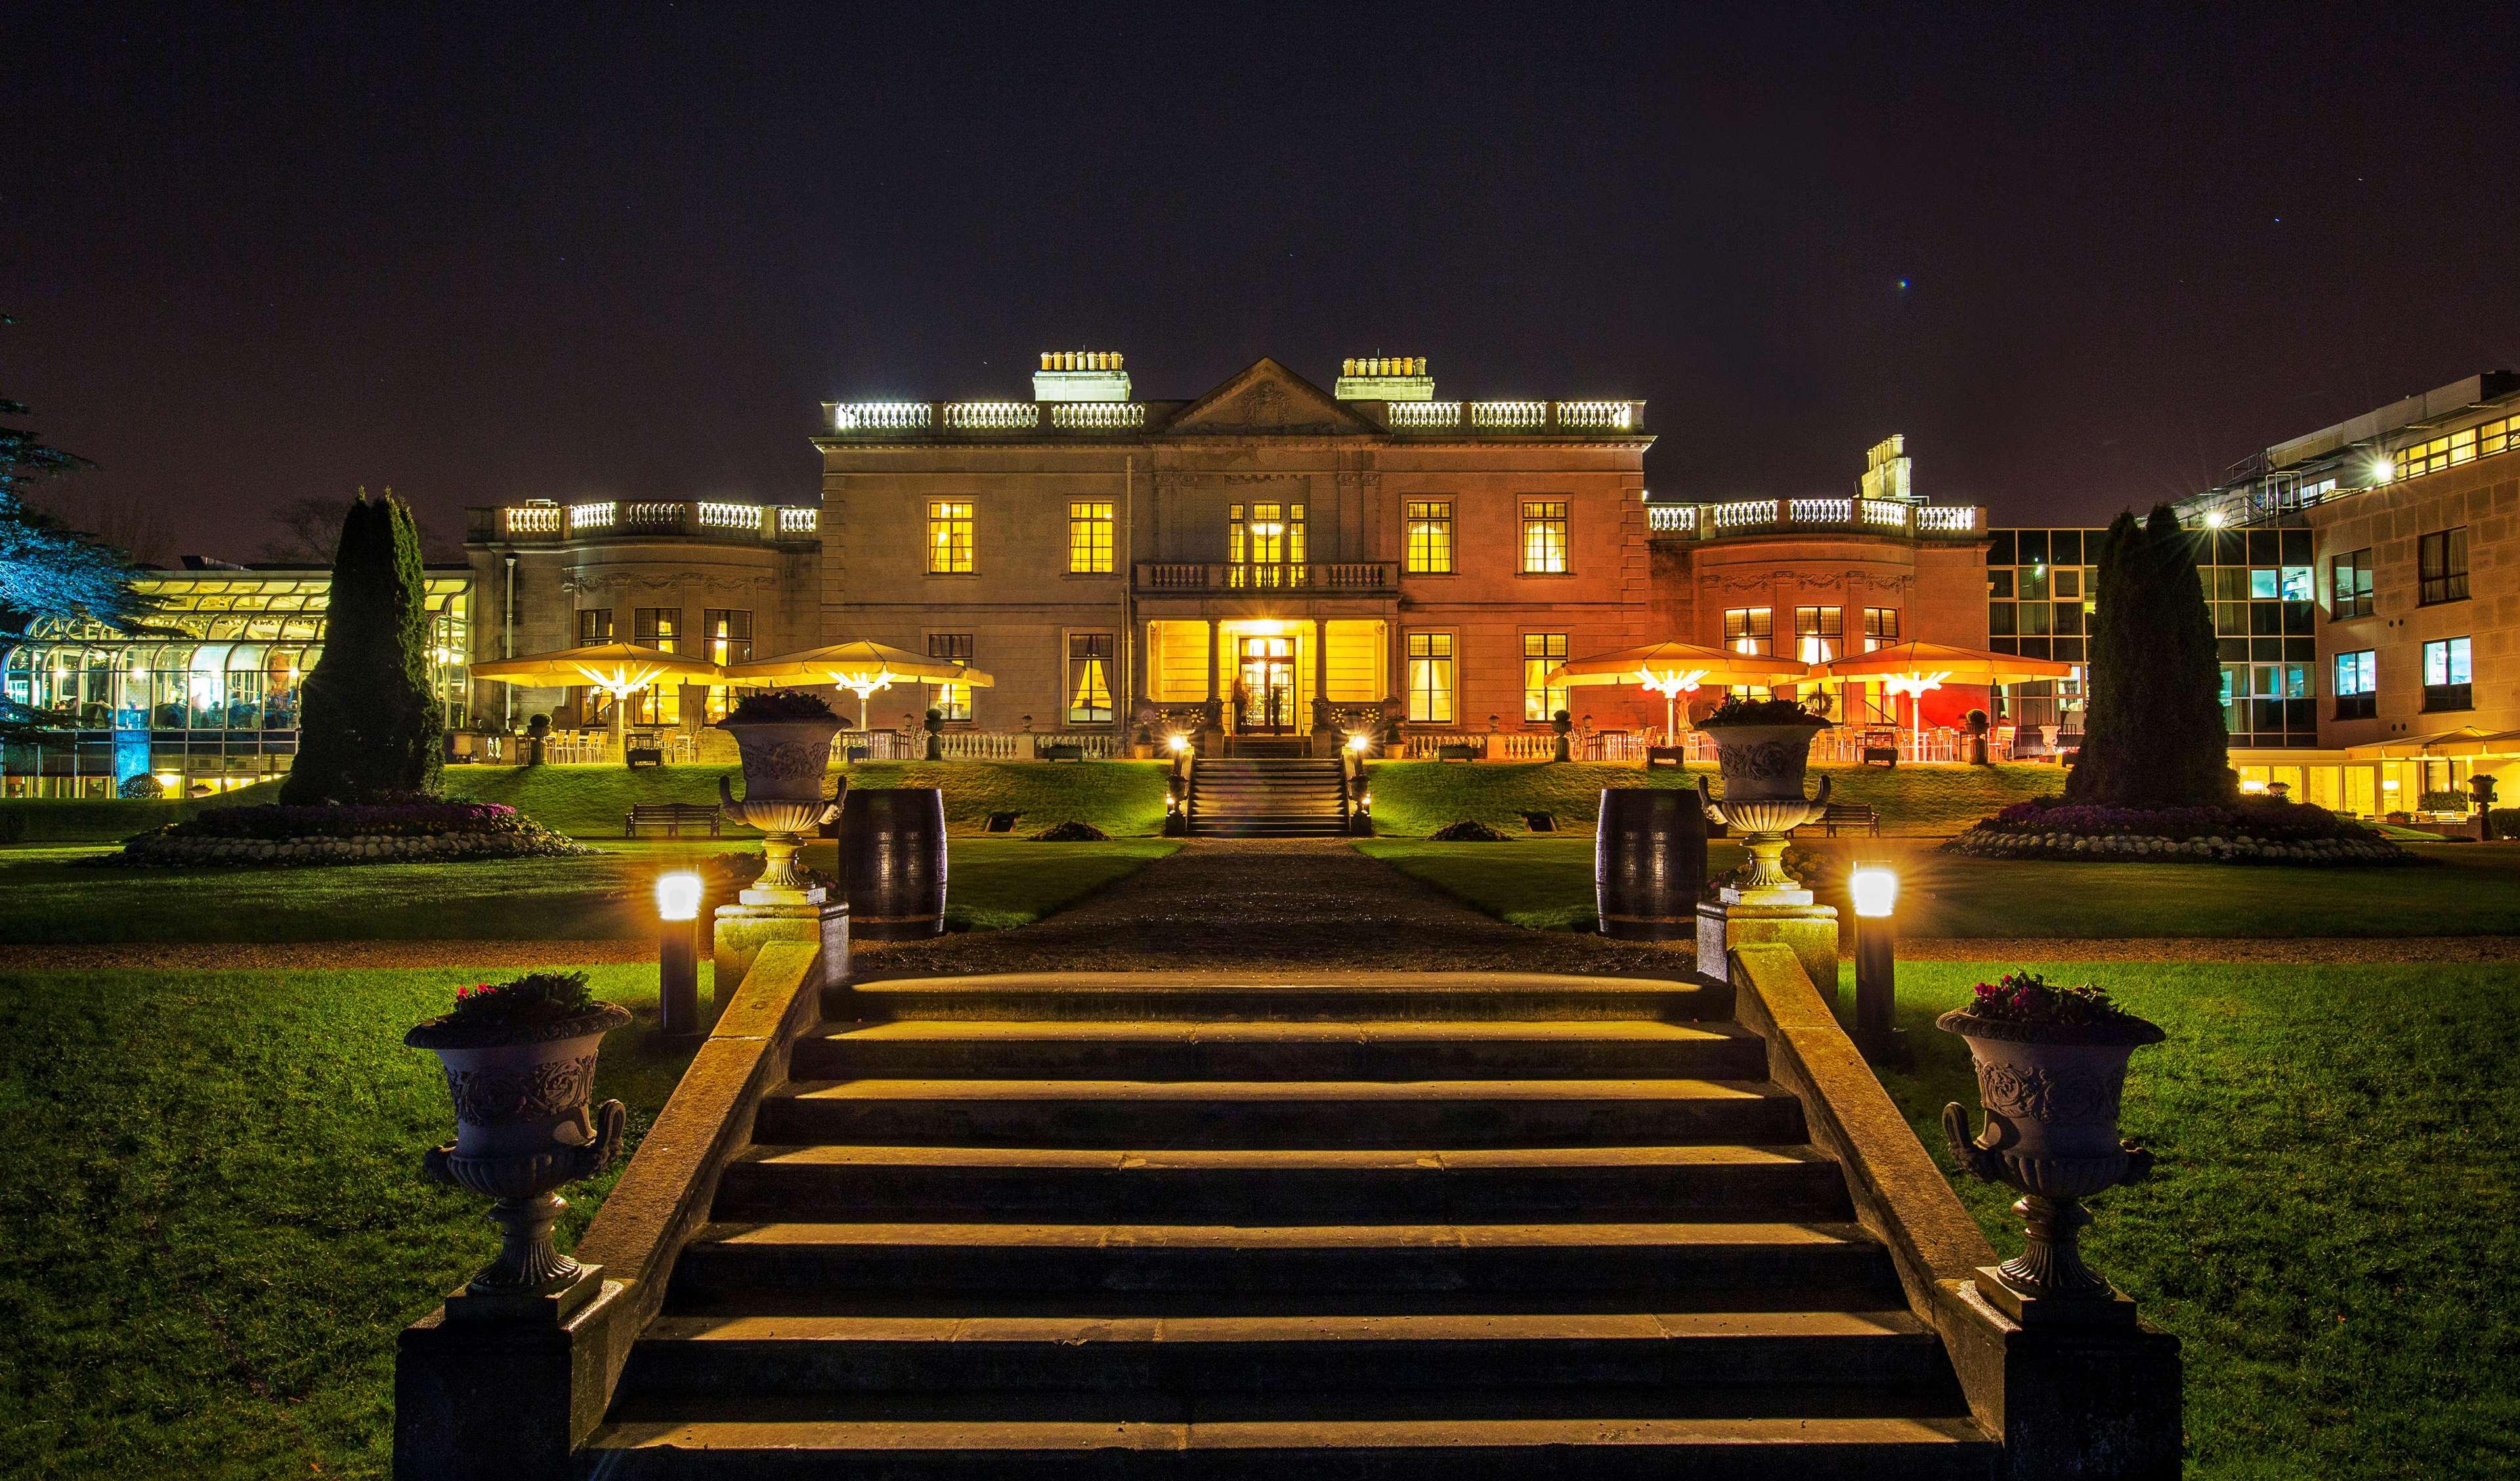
[7,5,2517,563]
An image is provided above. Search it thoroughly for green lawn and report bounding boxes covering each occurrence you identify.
[0,963,698,1481]
[1358,838,2520,937]
[0,838,1179,944]
[1362,760,2064,837]
[1859,961,2520,1480]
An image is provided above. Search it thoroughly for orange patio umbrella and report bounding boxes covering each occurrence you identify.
[1806,640,2077,757]
[1543,640,1813,740]
[725,640,996,728]
[471,642,727,759]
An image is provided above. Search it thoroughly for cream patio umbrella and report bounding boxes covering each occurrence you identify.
[725,640,996,729]
[1805,640,2077,760]
[470,642,727,762]
[1543,640,1814,742]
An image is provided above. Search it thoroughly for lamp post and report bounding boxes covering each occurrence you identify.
[1849,864,1908,1064]
[655,870,704,1038]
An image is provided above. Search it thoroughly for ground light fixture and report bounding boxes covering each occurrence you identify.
[1167,733,1191,754]
[1848,864,1907,1064]
[1346,730,1375,754]
[656,870,704,1039]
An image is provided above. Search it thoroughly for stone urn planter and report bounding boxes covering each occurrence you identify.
[717,694,846,900]
[1938,975,2164,1324]
[1696,706,1832,903]
[406,977,631,1320]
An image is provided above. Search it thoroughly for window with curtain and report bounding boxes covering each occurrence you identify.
[1069,502,1114,574]
[1405,501,1453,573]
[1794,607,1842,663]
[1520,501,1568,573]
[1066,632,1113,724]
[928,501,975,574]
[930,633,974,721]
[1723,607,1772,655]
[1522,633,1568,721]
[1228,503,1306,588]
[576,608,613,644]
[1407,632,1455,723]
[2419,527,2469,605]
[1862,607,1900,652]
[633,607,679,652]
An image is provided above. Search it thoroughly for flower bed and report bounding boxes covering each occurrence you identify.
[1944,798,2409,866]
[106,800,594,867]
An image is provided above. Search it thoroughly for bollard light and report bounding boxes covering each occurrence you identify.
[1346,731,1374,754]
[655,870,704,1038]
[1848,863,1907,1064]
[1166,733,1191,754]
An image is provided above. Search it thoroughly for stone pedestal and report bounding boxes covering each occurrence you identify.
[1698,899,1838,994]
[714,890,848,993]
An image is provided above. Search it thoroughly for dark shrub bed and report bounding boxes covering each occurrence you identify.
[1945,798,2408,865]
[1428,819,1509,842]
[107,801,592,867]
[1030,820,1111,842]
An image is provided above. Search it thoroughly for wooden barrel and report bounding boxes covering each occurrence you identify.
[1594,787,1706,941]
[840,788,947,939]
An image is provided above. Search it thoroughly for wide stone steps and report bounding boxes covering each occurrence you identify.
[753,1077,1808,1148]
[832,974,1719,1023]
[1190,759,1349,837]
[713,1142,1854,1222]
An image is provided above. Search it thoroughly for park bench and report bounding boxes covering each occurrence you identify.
[1644,746,1687,768]
[1436,742,1482,762]
[1816,802,1881,838]
[1039,742,1086,762]
[624,802,722,839]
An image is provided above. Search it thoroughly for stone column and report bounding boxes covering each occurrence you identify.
[1310,616,1335,756]
[1199,616,1224,756]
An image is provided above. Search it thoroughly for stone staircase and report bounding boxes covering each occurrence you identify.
[1187,757,1348,837]
[580,974,1997,1478]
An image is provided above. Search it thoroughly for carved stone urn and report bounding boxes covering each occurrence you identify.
[1938,1006,2166,1324]
[1696,718,1833,904]
[406,1000,631,1320]
[717,714,845,901]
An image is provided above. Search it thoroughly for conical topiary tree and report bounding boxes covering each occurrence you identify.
[2064,504,2233,808]
[280,490,444,804]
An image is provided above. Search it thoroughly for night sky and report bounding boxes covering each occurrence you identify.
[9,6,2517,563]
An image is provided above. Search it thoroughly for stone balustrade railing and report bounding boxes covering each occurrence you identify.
[1644,498,1985,542]
[469,501,820,545]
[821,398,1648,439]
[836,730,1121,761]
[1132,561,1399,595]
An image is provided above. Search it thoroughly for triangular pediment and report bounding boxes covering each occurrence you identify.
[1164,358,1374,436]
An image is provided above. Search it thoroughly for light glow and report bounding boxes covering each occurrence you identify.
[1849,866,1898,919]
[655,871,704,922]
[2202,510,2226,529]
[1346,731,1375,754]
[2371,456,2395,484]
[1166,733,1191,754]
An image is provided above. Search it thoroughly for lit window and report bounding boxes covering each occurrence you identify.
[1069,502,1115,574]
[1522,633,1568,721]
[1723,607,1772,656]
[2391,418,2516,481]
[2248,569,2279,600]
[633,607,679,654]
[1794,607,1842,664]
[702,609,752,664]
[1405,502,1454,574]
[928,501,974,574]
[1228,503,1307,588]
[1066,632,1113,724]
[1407,632,1455,723]
[576,608,614,644]
[930,633,973,721]
[2422,637,2472,712]
[1863,608,1901,652]
[2419,527,2469,605]
[1520,501,1568,573]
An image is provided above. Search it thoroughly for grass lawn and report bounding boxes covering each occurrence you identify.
[0,838,1179,944]
[1856,960,2520,1480]
[1357,838,2520,937]
[1362,760,2064,837]
[0,962,698,1481]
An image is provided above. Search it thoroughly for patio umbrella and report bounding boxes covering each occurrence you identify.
[1805,640,2077,760]
[471,642,726,760]
[725,640,996,728]
[1543,640,1812,741]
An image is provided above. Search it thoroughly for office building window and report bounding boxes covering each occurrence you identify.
[2419,527,2468,605]
[2392,414,2519,480]
[1522,633,1568,721]
[576,608,614,644]
[928,501,974,574]
[2423,637,2472,712]
[2329,549,2373,620]
[1862,607,1900,652]
[1520,501,1568,573]
[1065,632,1113,724]
[1407,632,1455,723]
[2334,650,2376,720]
[930,633,974,721]
[1405,501,1454,573]
[1795,606,1842,664]
[633,607,679,653]
[1723,607,1772,656]
[1069,501,1114,574]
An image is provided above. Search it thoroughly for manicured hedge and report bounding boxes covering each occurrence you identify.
[1946,797,2408,865]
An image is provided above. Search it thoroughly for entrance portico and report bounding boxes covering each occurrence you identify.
[1139,609,1392,753]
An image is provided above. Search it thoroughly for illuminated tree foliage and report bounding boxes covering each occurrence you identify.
[280,490,445,803]
[2065,504,2234,808]
[0,381,145,635]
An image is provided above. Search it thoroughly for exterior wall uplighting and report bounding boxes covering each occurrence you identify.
[1848,864,1906,1065]
[656,870,704,1038]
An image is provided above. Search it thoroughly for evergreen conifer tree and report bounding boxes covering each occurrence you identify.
[280,490,444,804]
[2064,504,2234,807]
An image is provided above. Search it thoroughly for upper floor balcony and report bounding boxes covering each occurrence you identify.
[1645,498,1984,544]
[1133,561,1399,597]
[819,398,1648,441]
[467,500,821,547]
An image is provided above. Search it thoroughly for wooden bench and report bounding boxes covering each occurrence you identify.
[1039,742,1085,762]
[624,802,721,838]
[1816,802,1881,837]
[1436,742,1482,762]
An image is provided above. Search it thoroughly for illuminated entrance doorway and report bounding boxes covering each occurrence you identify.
[1238,635,1297,733]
